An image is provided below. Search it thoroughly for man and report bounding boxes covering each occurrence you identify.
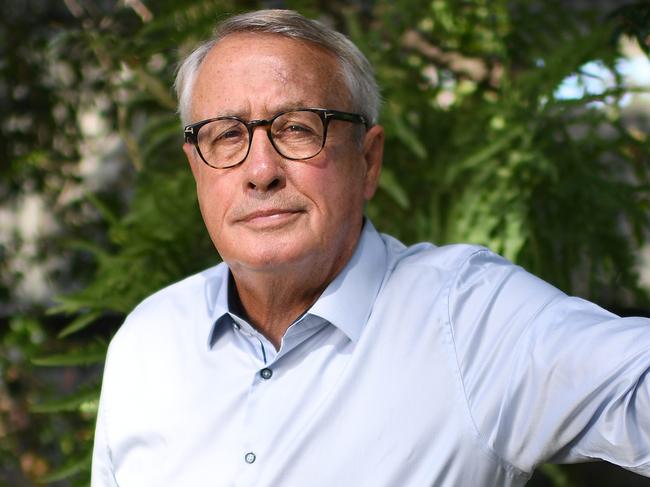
[92,9,650,487]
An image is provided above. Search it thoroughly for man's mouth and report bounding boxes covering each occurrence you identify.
[237,208,305,228]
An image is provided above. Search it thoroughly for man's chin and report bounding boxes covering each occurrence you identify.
[223,243,315,275]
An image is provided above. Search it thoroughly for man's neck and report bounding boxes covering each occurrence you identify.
[230,273,323,349]
[228,235,361,350]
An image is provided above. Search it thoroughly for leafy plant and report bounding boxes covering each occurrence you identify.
[1,1,649,485]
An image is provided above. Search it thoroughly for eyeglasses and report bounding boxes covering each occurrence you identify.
[184,108,368,169]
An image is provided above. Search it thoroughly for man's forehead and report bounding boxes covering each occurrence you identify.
[191,33,350,120]
[202,32,333,72]
[205,35,343,88]
[210,31,323,54]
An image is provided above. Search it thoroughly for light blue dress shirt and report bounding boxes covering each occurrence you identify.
[92,220,650,486]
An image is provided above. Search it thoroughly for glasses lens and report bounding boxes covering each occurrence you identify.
[197,119,249,168]
[271,111,324,160]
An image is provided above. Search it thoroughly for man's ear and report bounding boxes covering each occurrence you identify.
[183,142,201,180]
[361,124,384,200]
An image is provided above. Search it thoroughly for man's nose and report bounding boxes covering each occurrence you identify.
[243,126,285,192]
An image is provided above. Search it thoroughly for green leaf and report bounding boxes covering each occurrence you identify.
[39,450,92,483]
[444,128,523,185]
[58,311,102,338]
[379,169,411,209]
[385,102,428,160]
[32,346,107,367]
[31,388,99,414]
[84,192,119,226]
[48,296,98,316]
[538,463,572,487]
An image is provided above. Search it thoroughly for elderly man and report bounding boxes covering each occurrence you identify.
[91,9,650,487]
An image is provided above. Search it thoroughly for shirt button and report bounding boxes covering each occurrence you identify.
[260,368,273,380]
[244,452,256,464]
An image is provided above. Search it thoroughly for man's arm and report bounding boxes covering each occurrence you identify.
[449,249,650,475]
[91,383,119,487]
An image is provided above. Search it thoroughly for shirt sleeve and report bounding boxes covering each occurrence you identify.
[91,360,119,487]
[449,248,650,476]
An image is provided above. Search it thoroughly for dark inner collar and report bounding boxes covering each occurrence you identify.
[227,270,250,321]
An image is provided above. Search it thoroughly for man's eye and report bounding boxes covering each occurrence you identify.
[287,124,311,133]
[278,123,315,136]
[214,127,245,143]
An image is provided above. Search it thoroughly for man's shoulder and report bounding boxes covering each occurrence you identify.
[381,232,498,276]
[379,234,529,306]
[134,262,225,314]
[110,262,227,348]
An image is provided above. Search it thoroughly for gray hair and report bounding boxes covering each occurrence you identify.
[174,9,380,127]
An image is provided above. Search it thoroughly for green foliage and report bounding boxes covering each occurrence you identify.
[31,387,98,415]
[2,1,649,486]
[0,314,96,486]
[610,1,650,56]
[538,464,572,487]
[363,0,650,302]
[32,341,107,367]
[38,452,92,485]
[52,171,215,319]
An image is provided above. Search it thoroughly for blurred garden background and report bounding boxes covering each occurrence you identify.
[1,0,650,485]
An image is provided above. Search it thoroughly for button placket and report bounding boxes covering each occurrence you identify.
[238,358,280,481]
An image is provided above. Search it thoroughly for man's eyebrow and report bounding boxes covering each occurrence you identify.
[274,101,315,111]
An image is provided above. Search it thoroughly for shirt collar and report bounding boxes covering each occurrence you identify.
[204,219,388,347]
[305,219,387,342]
[205,263,230,323]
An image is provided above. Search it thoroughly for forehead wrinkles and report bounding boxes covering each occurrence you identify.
[191,35,351,120]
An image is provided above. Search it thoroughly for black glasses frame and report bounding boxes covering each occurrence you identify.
[184,108,368,169]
